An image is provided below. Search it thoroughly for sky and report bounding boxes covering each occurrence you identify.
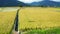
[52,0,60,2]
[18,0,60,3]
[18,0,43,3]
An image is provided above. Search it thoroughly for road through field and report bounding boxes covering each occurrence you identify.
[0,7,60,34]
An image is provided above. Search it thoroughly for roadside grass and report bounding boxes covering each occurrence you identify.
[22,27,60,34]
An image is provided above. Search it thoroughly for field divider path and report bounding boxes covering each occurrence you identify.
[14,7,22,34]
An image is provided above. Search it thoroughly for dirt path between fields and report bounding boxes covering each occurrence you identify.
[14,7,22,34]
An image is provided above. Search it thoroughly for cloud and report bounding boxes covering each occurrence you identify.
[18,0,43,3]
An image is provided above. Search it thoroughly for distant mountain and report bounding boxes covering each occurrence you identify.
[0,0,27,7]
[0,0,60,7]
[29,0,60,7]
[18,1,29,7]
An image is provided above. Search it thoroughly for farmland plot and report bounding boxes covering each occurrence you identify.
[19,7,60,30]
[0,7,19,34]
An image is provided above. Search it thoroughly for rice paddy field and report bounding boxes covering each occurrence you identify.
[19,7,60,34]
[0,7,19,34]
[0,7,60,34]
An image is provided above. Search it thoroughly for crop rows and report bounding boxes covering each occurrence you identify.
[19,7,60,30]
[0,11,17,34]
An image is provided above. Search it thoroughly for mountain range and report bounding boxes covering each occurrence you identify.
[28,0,60,7]
[0,0,27,7]
[0,0,60,7]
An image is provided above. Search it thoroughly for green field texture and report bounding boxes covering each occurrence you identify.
[23,27,60,34]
